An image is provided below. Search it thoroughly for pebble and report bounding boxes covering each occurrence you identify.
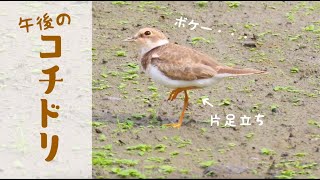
[203,164,249,176]
[95,128,102,134]
[242,40,257,47]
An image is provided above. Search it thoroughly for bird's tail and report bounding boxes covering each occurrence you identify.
[217,66,268,77]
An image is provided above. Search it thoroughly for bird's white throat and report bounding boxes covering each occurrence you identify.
[140,39,169,56]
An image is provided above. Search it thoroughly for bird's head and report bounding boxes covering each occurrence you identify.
[123,27,169,54]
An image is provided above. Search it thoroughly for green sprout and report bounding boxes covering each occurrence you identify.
[226,1,241,8]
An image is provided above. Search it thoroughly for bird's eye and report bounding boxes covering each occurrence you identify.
[144,31,151,36]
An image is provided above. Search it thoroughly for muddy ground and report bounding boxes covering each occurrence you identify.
[92,1,320,179]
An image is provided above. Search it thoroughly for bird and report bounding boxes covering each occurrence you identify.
[124,27,267,128]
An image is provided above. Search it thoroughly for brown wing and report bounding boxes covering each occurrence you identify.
[143,43,220,81]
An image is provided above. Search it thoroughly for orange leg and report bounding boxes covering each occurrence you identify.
[167,89,180,101]
[167,86,198,101]
[164,90,189,128]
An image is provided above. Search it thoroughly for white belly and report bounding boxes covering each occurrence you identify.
[146,65,230,89]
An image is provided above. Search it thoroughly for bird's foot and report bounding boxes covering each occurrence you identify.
[163,123,182,128]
